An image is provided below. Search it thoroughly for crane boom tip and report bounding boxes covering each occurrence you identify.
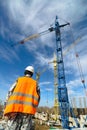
[19,40,24,44]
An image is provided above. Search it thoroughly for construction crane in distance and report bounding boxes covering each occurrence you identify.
[48,53,59,121]
[63,36,87,97]
[63,34,87,97]
[35,67,47,83]
[75,51,87,96]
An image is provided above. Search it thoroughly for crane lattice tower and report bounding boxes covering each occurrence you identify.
[55,16,69,128]
[53,53,59,119]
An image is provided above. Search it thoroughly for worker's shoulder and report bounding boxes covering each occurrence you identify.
[30,77,37,83]
[30,78,38,86]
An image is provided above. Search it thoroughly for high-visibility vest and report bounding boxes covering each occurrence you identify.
[4,76,39,115]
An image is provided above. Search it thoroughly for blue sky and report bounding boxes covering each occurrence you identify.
[0,0,87,107]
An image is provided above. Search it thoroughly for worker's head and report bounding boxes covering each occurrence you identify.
[24,66,34,77]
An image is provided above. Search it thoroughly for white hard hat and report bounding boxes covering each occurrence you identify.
[25,66,34,73]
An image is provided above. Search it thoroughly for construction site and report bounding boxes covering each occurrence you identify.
[0,14,87,130]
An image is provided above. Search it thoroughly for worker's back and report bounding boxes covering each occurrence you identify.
[4,76,39,115]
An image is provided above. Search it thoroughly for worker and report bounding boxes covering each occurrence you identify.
[4,66,40,130]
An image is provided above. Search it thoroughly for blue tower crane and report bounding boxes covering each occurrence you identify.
[55,16,69,129]
[14,15,70,129]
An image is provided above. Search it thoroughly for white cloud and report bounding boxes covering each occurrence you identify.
[66,77,87,98]
[39,81,52,87]
[67,78,81,89]
[3,0,87,32]
[0,45,20,62]
[35,52,53,66]
[45,88,53,91]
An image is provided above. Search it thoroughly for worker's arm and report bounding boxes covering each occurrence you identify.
[5,80,18,104]
[36,84,40,103]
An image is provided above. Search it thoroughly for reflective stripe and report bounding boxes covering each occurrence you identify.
[7,100,38,108]
[12,92,38,101]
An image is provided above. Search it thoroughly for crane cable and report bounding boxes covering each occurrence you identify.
[69,25,87,96]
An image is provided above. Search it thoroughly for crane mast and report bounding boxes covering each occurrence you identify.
[53,53,59,120]
[55,16,69,129]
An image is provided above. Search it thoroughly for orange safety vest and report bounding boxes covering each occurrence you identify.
[4,76,39,115]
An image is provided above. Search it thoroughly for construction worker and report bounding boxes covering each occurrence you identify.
[4,66,40,130]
